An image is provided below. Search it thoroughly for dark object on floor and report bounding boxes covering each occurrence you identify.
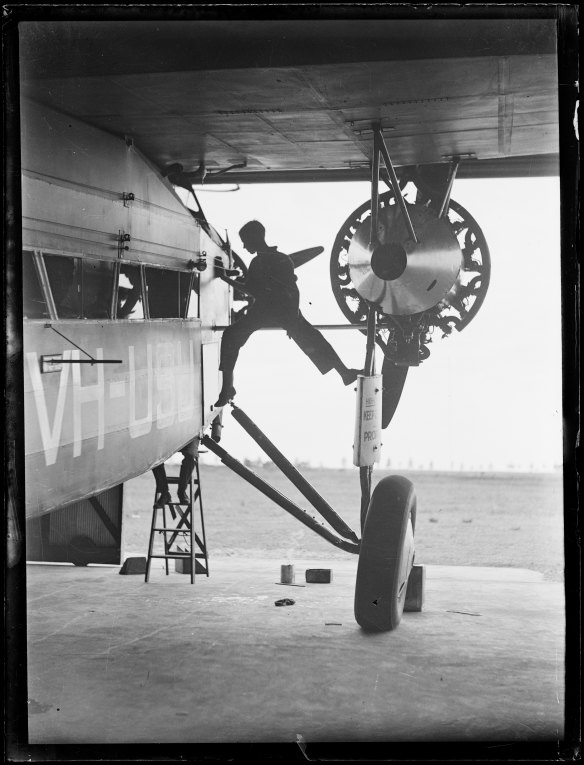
[305,568,333,583]
[175,558,208,575]
[119,557,147,575]
[275,598,295,607]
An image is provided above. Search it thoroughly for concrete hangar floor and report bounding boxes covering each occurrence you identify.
[25,555,564,749]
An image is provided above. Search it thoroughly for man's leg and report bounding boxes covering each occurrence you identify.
[152,464,171,508]
[216,311,263,405]
[285,312,360,384]
[177,447,196,505]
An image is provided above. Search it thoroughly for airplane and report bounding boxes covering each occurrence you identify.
[8,13,561,631]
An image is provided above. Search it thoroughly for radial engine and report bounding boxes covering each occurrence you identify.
[330,163,491,372]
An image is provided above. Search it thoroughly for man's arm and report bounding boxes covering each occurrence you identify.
[220,274,255,297]
[214,256,256,296]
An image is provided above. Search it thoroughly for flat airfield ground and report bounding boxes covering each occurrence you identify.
[123,464,565,581]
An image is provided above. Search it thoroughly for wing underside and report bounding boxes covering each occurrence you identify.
[19,18,559,182]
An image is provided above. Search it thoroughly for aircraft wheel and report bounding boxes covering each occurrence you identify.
[355,475,416,632]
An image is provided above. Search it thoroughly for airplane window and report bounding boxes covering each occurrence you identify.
[44,254,81,318]
[82,259,115,319]
[22,250,49,319]
[180,271,198,318]
[145,267,180,318]
[117,264,144,319]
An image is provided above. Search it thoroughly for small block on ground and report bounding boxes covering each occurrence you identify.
[119,557,147,575]
[175,558,207,575]
[305,568,333,583]
[404,564,425,612]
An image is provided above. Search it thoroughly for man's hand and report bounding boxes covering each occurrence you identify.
[214,255,240,278]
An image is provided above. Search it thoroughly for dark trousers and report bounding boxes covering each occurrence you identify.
[153,442,197,494]
[219,305,342,377]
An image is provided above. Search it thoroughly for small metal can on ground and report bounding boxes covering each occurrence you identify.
[280,564,295,584]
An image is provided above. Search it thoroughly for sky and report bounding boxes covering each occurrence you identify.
[187,176,563,472]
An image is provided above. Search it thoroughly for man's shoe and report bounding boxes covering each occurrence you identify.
[154,491,172,509]
[177,489,190,505]
[214,386,236,407]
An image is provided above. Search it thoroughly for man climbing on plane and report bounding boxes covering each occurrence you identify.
[215,220,360,407]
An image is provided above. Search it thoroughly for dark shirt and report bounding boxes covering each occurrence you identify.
[245,246,298,310]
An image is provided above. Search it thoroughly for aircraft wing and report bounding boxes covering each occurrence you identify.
[18,17,559,184]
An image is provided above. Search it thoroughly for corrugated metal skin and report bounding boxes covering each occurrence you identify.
[48,488,122,547]
[26,485,123,563]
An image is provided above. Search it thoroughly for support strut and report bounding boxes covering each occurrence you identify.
[358,307,378,531]
[437,158,461,219]
[373,124,418,245]
[229,404,359,544]
[201,436,360,554]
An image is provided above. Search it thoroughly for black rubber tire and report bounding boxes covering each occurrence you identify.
[355,475,417,632]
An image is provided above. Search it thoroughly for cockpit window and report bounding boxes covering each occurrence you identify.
[145,267,180,318]
[182,271,199,318]
[24,253,197,321]
[117,264,144,319]
[145,267,198,318]
[82,259,115,318]
[22,250,49,319]
[44,254,81,318]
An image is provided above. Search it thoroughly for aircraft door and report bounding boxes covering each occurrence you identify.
[202,342,220,421]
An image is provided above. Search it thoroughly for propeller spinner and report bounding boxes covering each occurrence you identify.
[347,203,463,316]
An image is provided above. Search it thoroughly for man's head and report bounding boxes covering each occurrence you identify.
[239,220,266,254]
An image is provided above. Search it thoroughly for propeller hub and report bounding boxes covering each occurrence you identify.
[370,242,408,281]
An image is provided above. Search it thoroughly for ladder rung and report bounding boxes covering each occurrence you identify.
[149,553,193,559]
[147,468,208,582]
[153,527,191,532]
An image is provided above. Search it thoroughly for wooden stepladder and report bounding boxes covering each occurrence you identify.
[145,459,209,584]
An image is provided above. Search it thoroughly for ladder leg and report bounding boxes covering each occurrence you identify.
[145,505,157,583]
[189,475,195,584]
[162,505,169,575]
[196,460,210,577]
[145,461,206,584]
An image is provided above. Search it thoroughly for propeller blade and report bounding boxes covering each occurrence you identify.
[381,357,409,429]
[289,246,324,269]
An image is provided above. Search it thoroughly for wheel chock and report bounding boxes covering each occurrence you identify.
[404,563,425,612]
[119,557,147,575]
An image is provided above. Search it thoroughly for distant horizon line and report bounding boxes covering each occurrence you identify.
[195,457,562,476]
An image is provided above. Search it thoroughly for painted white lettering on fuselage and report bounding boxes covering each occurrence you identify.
[109,380,126,398]
[72,348,105,456]
[128,343,154,438]
[156,341,176,430]
[28,338,199,465]
[27,350,71,466]
[176,340,196,422]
